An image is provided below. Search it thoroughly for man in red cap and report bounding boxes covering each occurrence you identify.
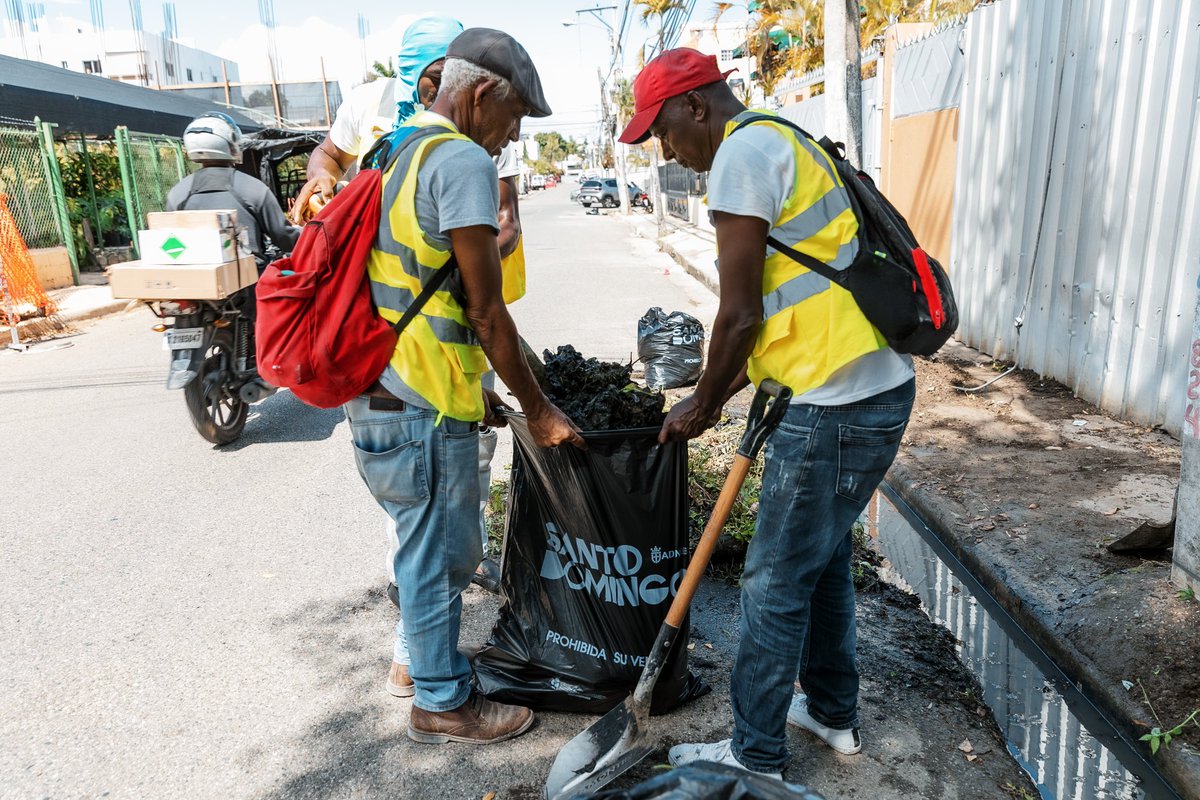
[623,49,915,778]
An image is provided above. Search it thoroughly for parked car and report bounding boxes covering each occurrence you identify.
[530,174,546,190]
[572,179,601,202]
[578,179,646,209]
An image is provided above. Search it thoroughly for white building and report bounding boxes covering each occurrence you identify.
[0,15,238,88]
[676,22,760,105]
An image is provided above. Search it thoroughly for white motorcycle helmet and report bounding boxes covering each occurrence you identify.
[183,112,243,164]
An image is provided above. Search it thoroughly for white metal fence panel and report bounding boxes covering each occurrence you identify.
[951,0,1200,433]
[778,76,881,183]
[892,22,966,118]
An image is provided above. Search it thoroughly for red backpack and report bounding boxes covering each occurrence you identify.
[255,126,454,409]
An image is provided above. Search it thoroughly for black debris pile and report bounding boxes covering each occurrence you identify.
[542,344,666,431]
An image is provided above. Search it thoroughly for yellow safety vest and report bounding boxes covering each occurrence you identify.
[367,117,490,422]
[361,108,527,306]
[721,111,888,395]
[501,238,526,304]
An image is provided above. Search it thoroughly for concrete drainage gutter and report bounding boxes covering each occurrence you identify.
[886,463,1198,799]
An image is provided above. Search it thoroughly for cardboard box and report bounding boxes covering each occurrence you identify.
[238,254,258,288]
[147,209,239,230]
[109,258,242,300]
[138,227,239,266]
[29,246,74,290]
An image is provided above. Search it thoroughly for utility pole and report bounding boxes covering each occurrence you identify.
[824,0,863,166]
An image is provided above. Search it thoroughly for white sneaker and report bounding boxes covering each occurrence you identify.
[667,738,783,780]
[787,693,862,755]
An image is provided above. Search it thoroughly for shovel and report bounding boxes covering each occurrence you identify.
[545,378,792,800]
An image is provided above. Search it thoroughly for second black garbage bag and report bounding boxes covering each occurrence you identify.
[638,307,705,390]
[473,414,708,714]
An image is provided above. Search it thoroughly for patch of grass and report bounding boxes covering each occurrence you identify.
[1177,585,1197,603]
[484,477,509,556]
[1003,783,1037,800]
[687,419,763,545]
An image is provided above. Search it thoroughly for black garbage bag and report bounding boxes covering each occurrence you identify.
[638,307,706,390]
[473,415,708,713]
[571,762,827,799]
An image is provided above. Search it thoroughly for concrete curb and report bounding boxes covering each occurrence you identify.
[886,461,1200,797]
[624,216,721,296]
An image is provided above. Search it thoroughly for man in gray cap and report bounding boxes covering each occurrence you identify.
[344,28,581,746]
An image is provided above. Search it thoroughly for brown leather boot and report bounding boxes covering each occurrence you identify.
[386,662,414,698]
[407,692,534,745]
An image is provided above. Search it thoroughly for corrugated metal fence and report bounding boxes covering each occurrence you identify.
[952,0,1200,433]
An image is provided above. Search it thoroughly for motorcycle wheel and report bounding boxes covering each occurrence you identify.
[184,327,248,445]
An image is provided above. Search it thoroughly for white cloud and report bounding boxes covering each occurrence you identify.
[213,14,418,92]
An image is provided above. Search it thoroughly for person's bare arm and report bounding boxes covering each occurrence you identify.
[293,136,356,223]
[659,211,767,443]
[497,176,521,258]
[449,224,584,449]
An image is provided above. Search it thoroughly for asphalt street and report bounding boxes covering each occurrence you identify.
[0,187,721,800]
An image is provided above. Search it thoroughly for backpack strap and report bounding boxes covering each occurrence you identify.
[359,124,466,336]
[727,115,847,285]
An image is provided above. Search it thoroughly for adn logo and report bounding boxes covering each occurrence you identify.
[160,236,187,260]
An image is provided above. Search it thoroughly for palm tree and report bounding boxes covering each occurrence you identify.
[715,0,824,98]
[717,0,982,98]
[635,0,689,53]
[371,58,395,78]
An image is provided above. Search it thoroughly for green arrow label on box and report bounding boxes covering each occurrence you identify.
[161,235,187,260]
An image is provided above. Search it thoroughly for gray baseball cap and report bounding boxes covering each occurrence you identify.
[446,28,552,118]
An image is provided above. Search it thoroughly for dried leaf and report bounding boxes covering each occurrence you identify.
[1103,508,1120,516]
[980,523,996,531]
[966,753,978,762]
[484,793,497,800]
[958,739,974,753]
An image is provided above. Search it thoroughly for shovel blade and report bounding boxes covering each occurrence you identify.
[545,698,654,799]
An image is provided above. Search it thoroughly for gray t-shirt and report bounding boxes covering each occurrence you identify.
[708,122,913,406]
[379,112,500,408]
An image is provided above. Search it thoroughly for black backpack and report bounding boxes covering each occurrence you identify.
[732,114,958,356]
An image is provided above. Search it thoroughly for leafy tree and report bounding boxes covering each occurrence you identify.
[534,131,576,164]
[372,58,396,78]
[57,144,130,260]
[716,0,983,98]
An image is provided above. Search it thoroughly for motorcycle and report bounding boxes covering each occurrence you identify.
[633,190,653,213]
[148,286,275,445]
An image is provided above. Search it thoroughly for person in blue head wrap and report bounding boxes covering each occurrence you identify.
[392,15,463,126]
[294,15,462,220]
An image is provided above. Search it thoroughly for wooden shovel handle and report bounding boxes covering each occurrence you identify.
[665,454,753,628]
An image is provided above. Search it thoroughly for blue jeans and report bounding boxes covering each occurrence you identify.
[344,396,482,712]
[730,379,915,772]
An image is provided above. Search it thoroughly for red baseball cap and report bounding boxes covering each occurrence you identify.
[619,48,734,144]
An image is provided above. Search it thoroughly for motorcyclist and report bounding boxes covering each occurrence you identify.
[166,112,299,268]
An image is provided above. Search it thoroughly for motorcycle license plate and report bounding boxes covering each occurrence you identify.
[166,327,204,350]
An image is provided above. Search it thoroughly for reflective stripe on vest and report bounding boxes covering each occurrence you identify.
[367,117,489,422]
[723,110,888,396]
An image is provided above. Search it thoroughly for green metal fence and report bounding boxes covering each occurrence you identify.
[0,121,77,280]
[115,126,193,256]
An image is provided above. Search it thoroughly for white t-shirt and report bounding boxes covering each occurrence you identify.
[327,77,521,176]
[707,123,914,406]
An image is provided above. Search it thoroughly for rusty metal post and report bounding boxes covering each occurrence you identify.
[320,57,332,127]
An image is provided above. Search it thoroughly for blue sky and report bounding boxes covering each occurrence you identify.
[36,0,700,136]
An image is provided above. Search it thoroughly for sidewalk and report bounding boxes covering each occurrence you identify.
[618,213,1200,798]
[0,274,131,342]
